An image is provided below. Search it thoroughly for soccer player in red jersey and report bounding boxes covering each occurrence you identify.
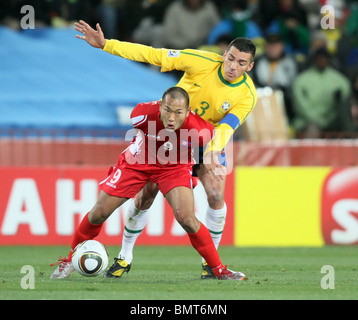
[74,20,256,279]
[50,87,246,280]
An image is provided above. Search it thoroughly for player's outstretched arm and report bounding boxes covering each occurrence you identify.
[74,20,106,49]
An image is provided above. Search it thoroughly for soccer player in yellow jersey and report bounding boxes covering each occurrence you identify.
[74,20,257,279]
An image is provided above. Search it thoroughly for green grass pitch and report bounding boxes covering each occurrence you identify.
[0,245,357,300]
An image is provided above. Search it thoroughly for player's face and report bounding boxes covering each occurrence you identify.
[160,96,190,132]
[222,46,254,82]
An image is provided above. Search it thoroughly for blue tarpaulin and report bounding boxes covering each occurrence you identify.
[0,26,176,132]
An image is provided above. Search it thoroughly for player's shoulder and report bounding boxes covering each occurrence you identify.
[131,100,160,116]
[245,72,256,89]
[131,100,160,127]
[180,48,223,64]
[243,73,257,97]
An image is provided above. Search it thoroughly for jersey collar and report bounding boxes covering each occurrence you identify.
[218,64,247,87]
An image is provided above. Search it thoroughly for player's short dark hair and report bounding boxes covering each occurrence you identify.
[227,37,256,61]
[162,87,190,108]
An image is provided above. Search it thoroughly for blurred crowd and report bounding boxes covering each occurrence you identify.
[1,0,358,139]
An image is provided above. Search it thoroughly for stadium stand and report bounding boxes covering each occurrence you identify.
[0,26,176,136]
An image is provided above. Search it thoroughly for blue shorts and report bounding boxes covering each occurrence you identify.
[192,146,227,177]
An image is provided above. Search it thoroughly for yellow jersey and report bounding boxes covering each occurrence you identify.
[103,40,257,152]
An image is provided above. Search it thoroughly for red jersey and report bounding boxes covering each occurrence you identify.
[120,101,214,168]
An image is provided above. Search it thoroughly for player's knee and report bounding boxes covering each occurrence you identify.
[175,210,198,233]
[89,203,110,224]
[207,190,224,209]
[135,184,158,210]
[135,195,155,210]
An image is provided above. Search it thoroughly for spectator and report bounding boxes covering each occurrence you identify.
[48,0,90,28]
[253,0,282,31]
[199,34,232,55]
[299,0,322,29]
[252,33,298,122]
[95,0,127,39]
[336,2,358,74]
[319,0,348,58]
[299,30,341,71]
[349,68,358,130]
[265,0,310,55]
[207,0,263,46]
[163,0,221,49]
[131,0,172,47]
[292,47,353,138]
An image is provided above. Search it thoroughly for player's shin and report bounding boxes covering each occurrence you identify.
[206,203,227,248]
[70,212,103,257]
[118,199,150,264]
[187,223,222,269]
[201,203,227,264]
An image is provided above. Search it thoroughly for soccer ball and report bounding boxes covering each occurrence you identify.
[71,240,109,277]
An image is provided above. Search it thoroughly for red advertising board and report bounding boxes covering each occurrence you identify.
[0,167,234,245]
[321,167,358,245]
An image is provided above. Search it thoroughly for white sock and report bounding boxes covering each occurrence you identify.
[118,199,150,264]
[202,203,227,263]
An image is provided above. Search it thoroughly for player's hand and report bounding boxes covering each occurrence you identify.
[203,151,227,181]
[74,20,106,49]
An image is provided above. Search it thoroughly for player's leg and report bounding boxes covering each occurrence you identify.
[50,191,127,279]
[165,186,220,266]
[165,186,245,280]
[196,164,227,278]
[134,181,160,210]
[117,182,159,262]
[51,163,146,279]
[105,181,159,278]
[72,191,128,246]
[197,166,227,247]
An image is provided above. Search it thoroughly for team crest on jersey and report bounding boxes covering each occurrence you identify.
[163,141,173,151]
[168,50,180,57]
[221,101,231,111]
